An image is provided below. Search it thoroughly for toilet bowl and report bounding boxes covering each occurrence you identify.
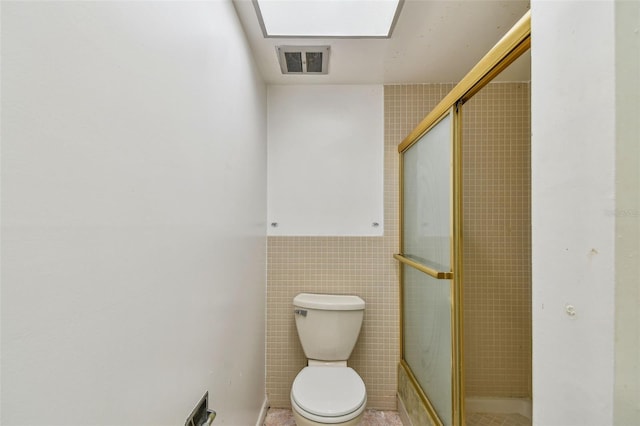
[291,366,366,426]
[291,293,367,426]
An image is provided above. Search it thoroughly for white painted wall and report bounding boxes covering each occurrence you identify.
[1,1,267,425]
[267,85,384,236]
[531,1,616,425]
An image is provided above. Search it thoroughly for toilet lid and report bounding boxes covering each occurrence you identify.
[291,367,366,417]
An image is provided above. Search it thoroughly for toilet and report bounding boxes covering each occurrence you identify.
[290,293,367,426]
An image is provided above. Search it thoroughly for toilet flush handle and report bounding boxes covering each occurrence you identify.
[294,309,307,317]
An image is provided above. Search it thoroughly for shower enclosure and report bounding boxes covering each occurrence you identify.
[396,109,462,426]
[394,11,530,426]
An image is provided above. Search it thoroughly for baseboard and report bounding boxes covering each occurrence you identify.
[465,397,532,419]
[397,393,413,426]
[255,397,269,426]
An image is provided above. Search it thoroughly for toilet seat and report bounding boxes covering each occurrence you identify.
[291,366,366,423]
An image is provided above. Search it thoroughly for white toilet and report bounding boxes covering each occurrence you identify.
[290,293,367,426]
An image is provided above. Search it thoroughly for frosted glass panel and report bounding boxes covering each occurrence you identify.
[403,113,451,270]
[403,264,452,425]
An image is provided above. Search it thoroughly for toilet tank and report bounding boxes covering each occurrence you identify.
[293,293,365,362]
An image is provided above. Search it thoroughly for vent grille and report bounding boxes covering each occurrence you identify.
[277,46,330,75]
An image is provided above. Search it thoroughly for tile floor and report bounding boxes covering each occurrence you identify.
[263,408,404,426]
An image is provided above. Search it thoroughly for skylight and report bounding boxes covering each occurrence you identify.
[254,0,403,38]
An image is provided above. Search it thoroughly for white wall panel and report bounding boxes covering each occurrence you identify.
[267,85,384,236]
[531,2,616,425]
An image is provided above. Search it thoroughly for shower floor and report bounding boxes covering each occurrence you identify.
[466,412,531,426]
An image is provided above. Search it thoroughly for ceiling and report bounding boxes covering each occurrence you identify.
[232,0,531,85]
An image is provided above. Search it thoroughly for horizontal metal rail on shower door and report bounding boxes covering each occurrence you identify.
[393,254,453,280]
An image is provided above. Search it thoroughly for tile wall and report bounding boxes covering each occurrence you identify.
[265,82,531,410]
[462,82,532,398]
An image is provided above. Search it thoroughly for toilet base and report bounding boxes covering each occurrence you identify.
[291,408,364,426]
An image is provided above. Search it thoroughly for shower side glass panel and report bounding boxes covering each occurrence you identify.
[402,112,453,425]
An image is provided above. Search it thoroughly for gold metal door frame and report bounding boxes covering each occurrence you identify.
[395,10,531,426]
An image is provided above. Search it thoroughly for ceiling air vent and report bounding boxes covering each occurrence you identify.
[277,46,330,75]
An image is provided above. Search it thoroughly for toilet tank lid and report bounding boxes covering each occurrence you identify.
[293,293,365,310]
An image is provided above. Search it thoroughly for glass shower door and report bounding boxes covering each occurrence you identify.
[398,111,455,425]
